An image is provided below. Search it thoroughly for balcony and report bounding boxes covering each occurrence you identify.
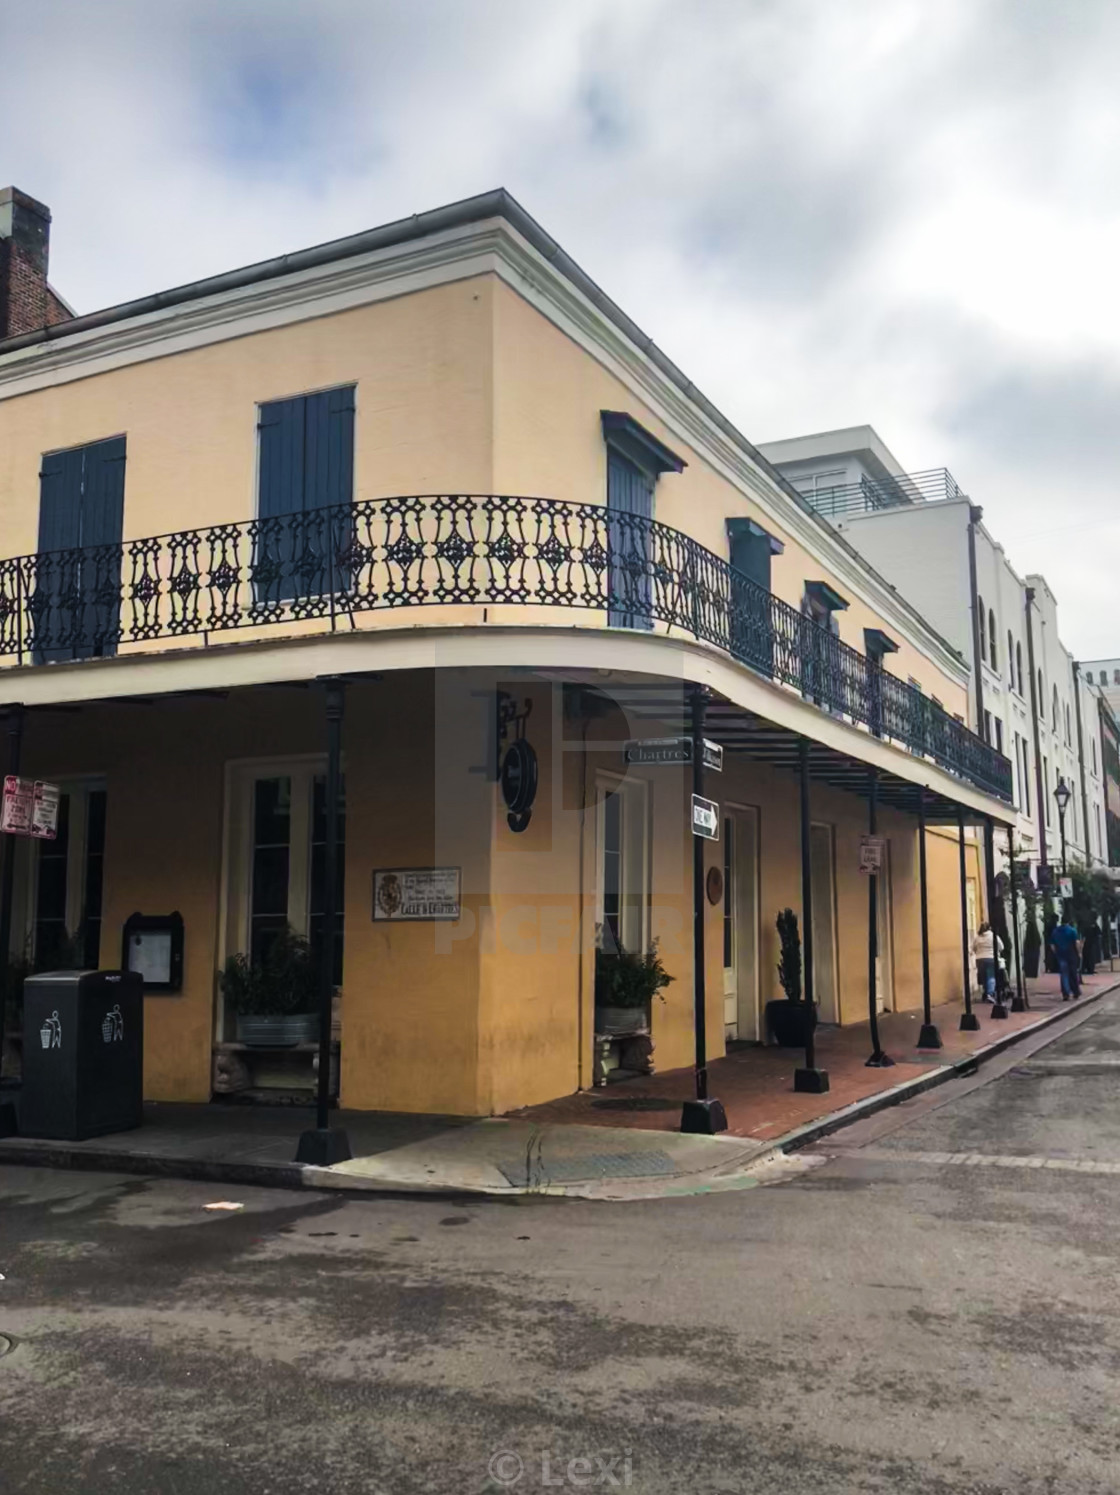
[796,467,967,520]
[0,493,1012,801]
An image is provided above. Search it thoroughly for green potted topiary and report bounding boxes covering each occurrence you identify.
[594,937,674,1035]
[765,908,818,1047]
[220,926,318,1046]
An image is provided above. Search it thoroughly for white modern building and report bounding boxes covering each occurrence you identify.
[1081,659,1120,721]
[757,426,1107,887]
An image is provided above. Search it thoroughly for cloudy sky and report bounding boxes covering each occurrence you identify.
[4,0,1118,655]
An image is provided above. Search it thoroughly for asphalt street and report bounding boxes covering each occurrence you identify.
[2,992,1120,1494]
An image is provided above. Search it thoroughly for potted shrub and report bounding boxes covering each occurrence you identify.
[765,908,818,1047]
[1022,912,1041,979]
[220,926,318,1046]
[594,938,674,1035]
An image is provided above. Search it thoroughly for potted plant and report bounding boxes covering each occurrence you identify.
[219,926,319,1046]
[765,908,818,1047]
[594,937,674,1035]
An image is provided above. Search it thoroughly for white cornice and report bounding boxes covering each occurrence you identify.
[0,214,969,687]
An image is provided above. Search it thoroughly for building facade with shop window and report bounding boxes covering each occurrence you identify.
[757,427,1108,903]
[0,190,1011,1115]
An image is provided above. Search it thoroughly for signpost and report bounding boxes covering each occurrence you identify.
[691,794,720,841]
[858,834,885,874]
[1,776,60,839]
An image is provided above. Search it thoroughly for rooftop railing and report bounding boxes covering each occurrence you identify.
[796,467,967,520]
[0,493,1012,800]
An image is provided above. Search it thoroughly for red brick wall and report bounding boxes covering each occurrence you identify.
[0,229,72,339]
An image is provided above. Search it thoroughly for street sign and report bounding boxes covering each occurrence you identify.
[1,776,59,839]
[691,794,720,841]
[702,739,724,773]
[626,737,691,765]
[859,835,885,874]
[1059,876,1074,900]
[1037,865,1054,892]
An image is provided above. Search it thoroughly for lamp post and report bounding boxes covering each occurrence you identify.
[1054,776,1071,879]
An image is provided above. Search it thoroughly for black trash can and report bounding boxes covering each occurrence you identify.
[20,970,144,1140]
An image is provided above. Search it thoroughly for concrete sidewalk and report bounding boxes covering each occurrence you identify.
[0,970,1115,1200]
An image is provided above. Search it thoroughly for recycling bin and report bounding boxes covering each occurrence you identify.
[20,970,144,1140]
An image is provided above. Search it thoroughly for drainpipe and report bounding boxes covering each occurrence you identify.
[1073,661,1091,865]
[966,505,986,736]
[1024,588,1048,869]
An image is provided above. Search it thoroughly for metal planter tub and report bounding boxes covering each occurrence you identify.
[235,1014,318,1047]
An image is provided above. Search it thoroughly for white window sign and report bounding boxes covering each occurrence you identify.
[373,868,462,921]
[859,835,885,874]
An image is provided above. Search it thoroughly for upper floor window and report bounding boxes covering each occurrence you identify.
[256,385,356,604]
[1052,685,1059,730]
[36,435,127,662]
[1016,641,1024,695]
[600,411,684,630]
[988,608,997,669]
[977,595,987,664]
[1064,702,1072,744]
[1114,669,1120,686]
[1038,670,1045,716]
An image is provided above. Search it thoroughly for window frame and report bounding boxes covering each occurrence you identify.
[594,771,650,956]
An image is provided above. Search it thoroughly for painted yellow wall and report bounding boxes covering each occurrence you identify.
[489,278,968,717]
[0,277,496,555]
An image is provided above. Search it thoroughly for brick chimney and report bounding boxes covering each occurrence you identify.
[0,187,72,340]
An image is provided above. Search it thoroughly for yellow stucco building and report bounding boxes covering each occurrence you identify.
[0,189,1006,1119]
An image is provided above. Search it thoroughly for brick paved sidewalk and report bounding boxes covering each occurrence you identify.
[510,968,1120,1141]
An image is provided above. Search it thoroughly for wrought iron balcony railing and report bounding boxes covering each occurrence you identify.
[795,467,967,520]
[0,494,1012,800]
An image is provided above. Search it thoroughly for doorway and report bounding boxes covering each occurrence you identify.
[722,807,760,1042]
[810,822,839,1023]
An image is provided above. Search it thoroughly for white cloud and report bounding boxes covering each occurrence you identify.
[2,0,1118,652]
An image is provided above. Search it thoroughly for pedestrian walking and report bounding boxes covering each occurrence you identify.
[1049,914,1082,1000]
[972,922,998,1002]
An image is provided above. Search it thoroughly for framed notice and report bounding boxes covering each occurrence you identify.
[373,867,462,922]
[2,776,60,839]
[122,911,185,993]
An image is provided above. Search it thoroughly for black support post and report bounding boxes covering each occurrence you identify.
[296,678,352,1167]
[915,787,941,1049]
[866,766,894,1067]
[795,738,828,1093]
[0,706,25,1137]
[984,816,1008,1019]
[681,685,727,1134]
[1008,824,1027,1013]
[958,806,981,1031]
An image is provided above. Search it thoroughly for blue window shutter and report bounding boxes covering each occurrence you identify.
[258,395,306,520]
[303,386,355,512]
[36,438,125,661]
[80,436,127,547]
[37,448,84,554]
[607,448,654,629]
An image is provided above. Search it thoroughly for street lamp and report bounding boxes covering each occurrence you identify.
[1054,776,1071,877]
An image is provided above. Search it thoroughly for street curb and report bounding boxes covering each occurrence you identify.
[0,983,1115,1203]
[770,982,1119,1160]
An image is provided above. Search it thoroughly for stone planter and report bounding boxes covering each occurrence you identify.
[595,1004,650,1036]
[235,1013,318,1047]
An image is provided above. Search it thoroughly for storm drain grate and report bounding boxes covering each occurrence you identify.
[497,1149,677,1185]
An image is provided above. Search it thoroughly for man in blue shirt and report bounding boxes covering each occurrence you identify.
[1049,915,1082,999]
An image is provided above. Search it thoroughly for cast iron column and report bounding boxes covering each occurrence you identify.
[958,806,980,1031]
[915,786,941,1049]
[866,766,893,1067]
[794,737,828,1092]
[680,685,727,1134]
[0,706,24,1137]
[985,816,1008,1019]
[296,678,352,1166]
[1008,824,1027,1012]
